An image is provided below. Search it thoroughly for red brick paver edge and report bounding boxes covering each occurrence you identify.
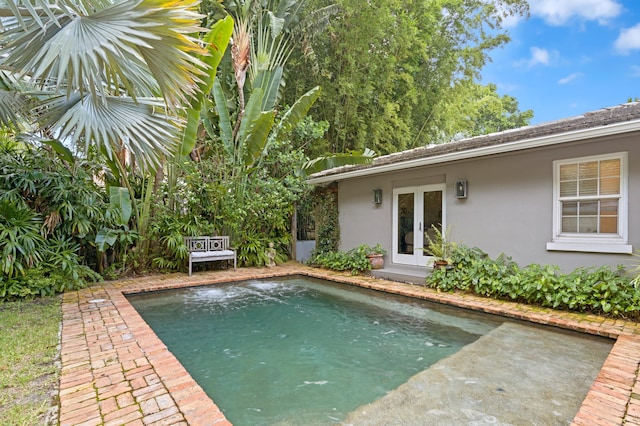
[58,264,640,425]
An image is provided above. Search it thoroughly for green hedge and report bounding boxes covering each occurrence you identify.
[426,244,640,318]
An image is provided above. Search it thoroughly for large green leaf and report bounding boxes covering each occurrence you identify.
[252,67,284,111]
[242,110,277,167]
[108,186,132,226]
[41,139,74,164]
[2,1,207,108]
[180,15,233,156]
[0,1,213,171]
[274,85,321,138]
[302,148,377,175]
[236,87,265,151]
[0,71,35,129]
[213,79,234,157]
[95,228,118,252]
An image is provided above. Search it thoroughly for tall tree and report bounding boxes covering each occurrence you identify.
[284,0,531,155]
[466,83,534,137]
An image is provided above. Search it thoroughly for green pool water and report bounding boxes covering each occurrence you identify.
[127,276,503,425]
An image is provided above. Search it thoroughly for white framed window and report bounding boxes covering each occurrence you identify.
[547,152,632,253]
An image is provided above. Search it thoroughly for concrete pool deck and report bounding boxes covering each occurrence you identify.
[59,263,640,425]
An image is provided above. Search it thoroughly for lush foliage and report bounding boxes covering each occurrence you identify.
[426,244,640,318]
[0,142,102,300]
[148,135,308,269]
[309,244,384,275]
[312,187,340,255]
[464,83,534,137]
[284,0,532,155]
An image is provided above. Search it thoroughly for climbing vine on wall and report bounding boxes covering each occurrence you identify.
[313,184,340,255]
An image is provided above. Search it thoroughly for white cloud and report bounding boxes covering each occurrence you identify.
[528,47,551,66]
[615,24,640,54]
[558,73,583,84]
[529,0,622,26]
[515,47,560,68]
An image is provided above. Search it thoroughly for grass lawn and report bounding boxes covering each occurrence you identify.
[0,296,61,425]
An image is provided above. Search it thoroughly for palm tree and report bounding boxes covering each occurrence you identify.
[0,0,213,171]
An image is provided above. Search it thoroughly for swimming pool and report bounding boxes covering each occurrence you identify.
[127,275,505,424]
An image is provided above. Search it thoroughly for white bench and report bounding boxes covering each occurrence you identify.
[185,236,236,276]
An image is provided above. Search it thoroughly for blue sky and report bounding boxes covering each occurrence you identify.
[481,0,640,124]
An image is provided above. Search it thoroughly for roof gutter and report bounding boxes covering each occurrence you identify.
[306,119,640,185]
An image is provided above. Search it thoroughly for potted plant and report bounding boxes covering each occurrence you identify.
[425,225,455,270]
[363,243,387,269]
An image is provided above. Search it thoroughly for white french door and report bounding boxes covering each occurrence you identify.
[392,184,446,266]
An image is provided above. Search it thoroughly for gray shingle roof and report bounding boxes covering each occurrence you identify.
[308,102,640,181]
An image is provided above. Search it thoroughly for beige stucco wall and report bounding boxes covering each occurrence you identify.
[336,132,639,272]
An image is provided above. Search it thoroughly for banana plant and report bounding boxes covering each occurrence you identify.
[178,15,234,158]
[302,148,377,175]
[213,82,321,174]
[165,15,234,212]
[95,186,138,272]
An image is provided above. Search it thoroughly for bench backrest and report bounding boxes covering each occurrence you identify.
[185,236,230,252]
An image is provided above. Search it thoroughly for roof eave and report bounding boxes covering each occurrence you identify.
[307,119,640,185]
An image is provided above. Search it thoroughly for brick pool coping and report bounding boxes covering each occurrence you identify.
[59,264,640,425]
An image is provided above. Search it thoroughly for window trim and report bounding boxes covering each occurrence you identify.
[547,151,632,254]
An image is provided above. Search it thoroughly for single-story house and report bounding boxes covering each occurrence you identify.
[307,102,639,277]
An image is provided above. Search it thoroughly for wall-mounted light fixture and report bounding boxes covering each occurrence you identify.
[455,180,468,199]
[373,189,382,204]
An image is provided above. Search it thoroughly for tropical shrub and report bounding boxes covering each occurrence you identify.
[426,244,640,318]
[147,207,214,271]
[0,141,104,300]
[147,136,307,269]
[309,244,381,275]
[0,201,45,279]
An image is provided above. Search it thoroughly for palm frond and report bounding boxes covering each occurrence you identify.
[38,93,181,171]
[1,1,207,109]
[0,87,30,129]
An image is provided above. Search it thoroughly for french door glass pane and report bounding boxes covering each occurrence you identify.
[423,191,443,257]
[397,193,414,255]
